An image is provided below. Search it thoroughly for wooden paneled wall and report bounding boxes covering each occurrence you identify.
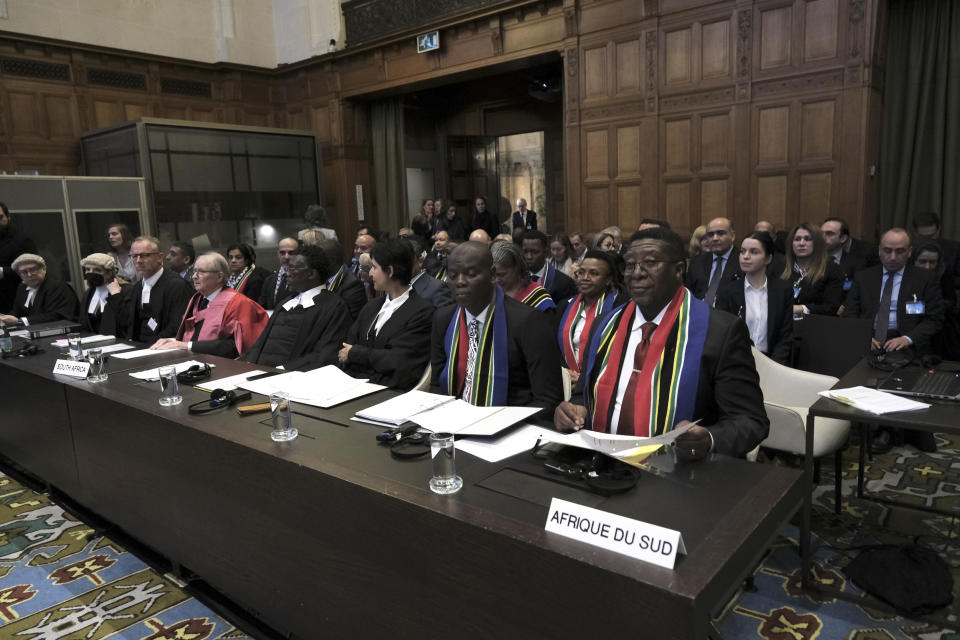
[0,0,883,242]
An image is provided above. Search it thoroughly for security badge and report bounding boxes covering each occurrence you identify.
[905,294,924,315]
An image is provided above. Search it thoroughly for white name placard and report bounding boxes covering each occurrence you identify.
[545,498,687,569]
[53,359,90,379]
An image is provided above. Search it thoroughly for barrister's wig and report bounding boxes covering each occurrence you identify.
[81,253,117,273]
[12,253,45,271]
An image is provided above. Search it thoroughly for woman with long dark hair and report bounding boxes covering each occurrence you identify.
[781,223,844,316]
[106,223,137,283]
[226,242,271,302]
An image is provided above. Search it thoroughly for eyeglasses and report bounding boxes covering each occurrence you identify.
[130,252,160,260]
[192,270,219,276]
[16,266,42,276]
[623,259,672,274]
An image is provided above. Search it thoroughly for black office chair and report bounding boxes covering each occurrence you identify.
[791,315,873,378]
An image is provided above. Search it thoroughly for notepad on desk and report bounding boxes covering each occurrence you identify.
[819,386,930,414]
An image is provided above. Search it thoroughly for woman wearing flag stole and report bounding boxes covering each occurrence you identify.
[491,240,556,314]
[556,250,626,383]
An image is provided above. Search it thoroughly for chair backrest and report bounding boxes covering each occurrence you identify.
[752,346,838,407]
[414,363,431,391]
[792,314,873,377]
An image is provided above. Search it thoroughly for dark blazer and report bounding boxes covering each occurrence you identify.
[541,265,577,304]
[430,295,564,415]
[412,271,453,308]
[438,217,465,242]
[0,231,36,313]
[685,250,742,301]
[849,237,880,269]
[80,283,131,336]
[331,268,368,320]
[835,250,869,281]
[715,276,794,365]
[11,278,79,325]
[786,261,845,315]
[258,270,290,311]
[344,290,435,390]
[125,268,194,343]
[470,209,501,239]
[235,266,270,303]
[842,264,944,353]
[245,290,352,371]
[511,209,537,232]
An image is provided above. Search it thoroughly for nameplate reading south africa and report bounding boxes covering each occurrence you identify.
[545,497,686,569]
[53,359,90,379]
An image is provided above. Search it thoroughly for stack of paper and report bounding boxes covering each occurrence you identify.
[114,347,186,359]
[819,386,930,414]
[355,390,455,426]
[51,334,115,347]
[410,400,539,437]
[239,365,385,408]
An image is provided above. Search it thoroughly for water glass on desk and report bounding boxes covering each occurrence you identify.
[67,333,84,360]
[429,432,463,495]
[158,365,182,406]
[87,348,107,383]
[270,392,298,442]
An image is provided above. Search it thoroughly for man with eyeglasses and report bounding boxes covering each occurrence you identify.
[124,236,193,343]
[554,227,768,461]
[0,253,79,327]
[685,217,742,306]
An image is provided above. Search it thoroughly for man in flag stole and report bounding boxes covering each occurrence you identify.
[431,242,564,414]
[554,228,768,460]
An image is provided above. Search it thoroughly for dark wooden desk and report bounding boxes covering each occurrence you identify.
[1,347,803,639]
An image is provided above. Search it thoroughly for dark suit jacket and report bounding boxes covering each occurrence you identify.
[0,231,36,313]
[332,269,367,320]
[412,271,453,308]
[258,270,290,311]
[848,237,879,268]
[685,250,742,300]
[470,210,500,239]
[715,276,794,365]
[842,264,944,353]
[12,278,79,324]
[430,295,563,415]
[345,290,435,390]
[787,261,844,315]
[835,250,869,281]
[236,266,270,303]
[511,210,537,231]
[125,268,194,342]
[541,265,577,304]
[80,283,131,336]
[245,290,351,371]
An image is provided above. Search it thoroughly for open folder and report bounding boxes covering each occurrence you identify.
[355,389,540,437]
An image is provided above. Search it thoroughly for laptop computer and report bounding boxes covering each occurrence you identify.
[24,320,81,339]
[878,368,960,401]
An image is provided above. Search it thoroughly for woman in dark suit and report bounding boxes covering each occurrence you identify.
[226,243,270,303]
[716,232,793,365]
[338,238,434,390]
[781,222,844,316]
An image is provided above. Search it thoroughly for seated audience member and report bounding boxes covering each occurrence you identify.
[0,253,79,326]
[469,196,500,240]
[245,245,352,370]
[423,230,449,275]
[492,240,556,313]
[549,233,577,278]
[688,224,706,259]
[593,232,618,252]
[523,230,577,303]
[494,233,514,244]
[299,204,337,242]
[637,218,671,231]
[686,217,741,306]
[320,239,366,319]
[150,252,268,358]
[259,237,299,311]
[411,199,436,243]
[716,232,793,365]
[299,229,326,246]
[755,220,787,256]
[569,231,588,264]
[339,239,435,389]
[912,210,960,288]
[843,228,944,453]
[431,242,563,413]
[125,236,194,343]
[0,202,37,313]
[226,243,270,302]
[599,226,623,253]
[914,242,960,360]
[351,233,378,298]
[79,253,130,335]
[106,222,137,283]
[556,250,626,382]
[431,241,457,281]
[554,228,768,459]
[782,223,844,316]
[821,217,868,289]
[438,204,465,242]
[406,237,453,308]
[469,228,492,245]
[165,241,195,282]
[397,227,415,239]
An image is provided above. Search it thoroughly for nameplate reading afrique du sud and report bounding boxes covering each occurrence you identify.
[545,497,687,570]
[52,359,90,379]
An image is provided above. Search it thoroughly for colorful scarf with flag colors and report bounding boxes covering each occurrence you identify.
[514,281,556,312]
[583,287,708,436]
[438,286,509,406]
[557,291,617,372]
[327,264,346,292]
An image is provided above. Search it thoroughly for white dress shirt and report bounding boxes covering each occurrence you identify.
[88,285,111,314]
[140,268,163,306]
[282,284,326,311]
[743,277,769,354]
[369,287,411,336]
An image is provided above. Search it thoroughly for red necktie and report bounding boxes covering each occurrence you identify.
[616,322,658,435]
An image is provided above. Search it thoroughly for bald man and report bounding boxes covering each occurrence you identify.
[468,228,492,245]
[686,217,742,306]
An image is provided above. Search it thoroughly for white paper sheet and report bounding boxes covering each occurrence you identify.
[455,424,560,462]
[411,401,541,437]
[355,390,455,426]
[113,347,186,359]
[196,371,262,392]
[128,360,210,381]
[819,386,930,414]
[50,334,114,347]
[96,343,137,354]
[240,365,385,408]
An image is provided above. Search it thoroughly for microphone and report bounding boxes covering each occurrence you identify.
[358,253,373,272]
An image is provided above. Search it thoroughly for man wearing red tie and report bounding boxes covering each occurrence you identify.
[554,227,768,460]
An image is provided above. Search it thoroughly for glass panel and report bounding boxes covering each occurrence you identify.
[150,153,171,192]
[166,130,230,153]
[249,157,300,191]
[15,212,72,286]
[245,135,300,157]
[168,154,234,192]
[74,211,141,261]
[82,127,140,177]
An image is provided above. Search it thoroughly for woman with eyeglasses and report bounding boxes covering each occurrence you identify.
[106,223,138,283]
[715,232,793,365]
[781,223,844,316]
[226,243,271,303]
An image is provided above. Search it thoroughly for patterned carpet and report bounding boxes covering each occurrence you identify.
[0,471,253,640]
[718,431,960,640]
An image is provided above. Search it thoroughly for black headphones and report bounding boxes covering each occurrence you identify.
[177,363,212,383]
[2,343,40,358]
[868,347,916,371]
[188,388,252,415]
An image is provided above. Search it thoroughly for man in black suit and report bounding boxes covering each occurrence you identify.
[685,217,742,306]
[555,228,769,459]
[124,236,193,343]
[319,239,367,320]
[430,241,563,414]
[510,198,537,234]
[405,237,453,308]
[164,241,195,282]
[821,218,872,289]
[79,253,130,336]
[0,253,79,327]
[245,245,351,371]
[912,211,960,289]
[522,230,577,304]
[259,237,298,311]
[0,202,37,314]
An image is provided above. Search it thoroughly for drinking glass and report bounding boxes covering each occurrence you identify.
[67,333,83,361]
[270,392,298,442]
[429,432,463,495]
[158,365,182,406]
[87,348,108,383]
